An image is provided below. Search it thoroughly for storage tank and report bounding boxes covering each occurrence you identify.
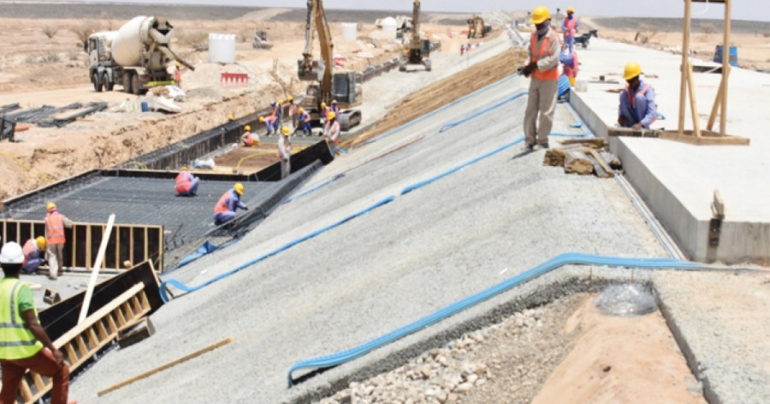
[208,34,236,63]
[341,23,357,41]
[112,16,174,68]
[381,17,397,37]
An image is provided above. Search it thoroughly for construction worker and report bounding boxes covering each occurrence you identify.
[44,203,72,281]
[241,125,260,147]
[260,115,275,136]
[227,114,235,122]
[288,96,299,129]
[296,108,312,136]
[460,44,465,56]
[22,237,46,273]
[0,242,76,404]
[324,111,341,155]
[213,183,249,226]
[175,166,200,197]
[174,61,182,88]
[277,126,292,179]
[331,99,340,115]
[562,7,579,52]
[274,100,284,128]
[559,42,579,87]
[520,6,561,151]
[319,102,330,128]
[618,62,657,130]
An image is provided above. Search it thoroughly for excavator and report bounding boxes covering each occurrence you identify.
[467,15,489,39]
[399,0,431,72]
[298,0,361,131]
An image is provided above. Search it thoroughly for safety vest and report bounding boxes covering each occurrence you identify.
[563,51,579,78]
[175,171,192,193]
[22,239,37,266]
[45,211,66,245]
[214,190,234,214]
[328,121,341,145]
[0,279,43,360]
[626,84,657,124]
[563,17,577,38]
[530,30,560,81]
[243,133,254,147]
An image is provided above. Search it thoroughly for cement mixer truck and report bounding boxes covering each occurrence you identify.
[87,16,193,94]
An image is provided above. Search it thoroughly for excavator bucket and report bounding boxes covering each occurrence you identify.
[298,59,325,82]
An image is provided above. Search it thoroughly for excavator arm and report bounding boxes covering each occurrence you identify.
[299,0,333,105]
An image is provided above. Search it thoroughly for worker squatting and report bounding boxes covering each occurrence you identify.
[521,5,657,151]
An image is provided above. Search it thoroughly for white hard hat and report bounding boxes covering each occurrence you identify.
[0,242,24,265]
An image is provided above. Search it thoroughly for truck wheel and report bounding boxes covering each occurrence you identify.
[92,73,103,93]
[123,73,133,94]
[131,74,142,95]
[102,72,113,91]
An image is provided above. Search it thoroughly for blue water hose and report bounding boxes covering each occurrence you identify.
[283,174,346,205]
[287,253,710,386]
[159,196,396,303]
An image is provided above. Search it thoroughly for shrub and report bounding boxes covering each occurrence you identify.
[69,21,100,43]
[700,23,717,35]
[42,26,59,39]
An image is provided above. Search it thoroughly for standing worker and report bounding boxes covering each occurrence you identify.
[559,42,579,87]
[331,99,340,115]
[213,183,249,226]
[520,6,561,151]
[241,125,260,147]
[277,126,292,179]
[175,166,200,197]
[618,62,657,130]
[274,99,284,128]
[324,112,341,155]
[296,108,312,136]
[562,7,579,52]
[174,61,182,88]
[319,102,331,129]
[22,237,46,273]
[44,203,72,281]
[288,96,299,129]
[0,242,77,404]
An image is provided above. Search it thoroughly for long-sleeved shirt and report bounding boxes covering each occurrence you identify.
[530,28,561,73]
[562,16,579,35]
[226,190,247,212]
[278,135,291,160]
[619,80,657,128]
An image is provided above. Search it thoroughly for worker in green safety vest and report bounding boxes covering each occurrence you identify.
[0,242,76,404]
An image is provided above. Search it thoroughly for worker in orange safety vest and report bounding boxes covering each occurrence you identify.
[519,5,561,151]
[213,183,249,226]
[22,237,46,273]
[43,202,73,280]
[559,42,579,87]
[175,166,200,196]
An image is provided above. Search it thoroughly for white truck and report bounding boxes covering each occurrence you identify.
[88,16,191,94]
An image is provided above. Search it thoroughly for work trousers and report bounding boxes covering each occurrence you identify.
[214,211,236,226]
[23,258,45,273]
[524,77,558,146]
[46,243,65,279]
[177,177,200,196]
[564,35,575,52]
[280,158,291,180]
[619,92,651,129]
[1,348,71,404]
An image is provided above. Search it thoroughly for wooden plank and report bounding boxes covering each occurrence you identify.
[32,373,46,393]
[679,0,691,134]
[79,214,115,324]
[18,378,33,401]
[707,73,727,131]
[721,0,731,135]
[64,342,78,362]
[607,127,660,138]
[85,225,92,270]
[144,227,149,263]
[659,130,749,145]
[116,226,121,270]
[75,335,89,357]
[98,337,233,397]
[129,227,134,266]
[558,138,606,147]
[685,65,702,138]
[712,190,725,219]
[97,320,109,340]
[586,149,615,178]
[564,151,594,175]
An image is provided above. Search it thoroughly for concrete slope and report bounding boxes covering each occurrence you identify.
[70,76,667,403]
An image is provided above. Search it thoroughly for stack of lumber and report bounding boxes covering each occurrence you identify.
[543,138,619,178]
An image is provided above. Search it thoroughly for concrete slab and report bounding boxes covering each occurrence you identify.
[568,38,770,264]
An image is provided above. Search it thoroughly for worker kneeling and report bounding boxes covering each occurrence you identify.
[175,166,200,197]
[22,237,46,273]
[241,125,260,147]
[618,62,657,130]
[213,183,249,226]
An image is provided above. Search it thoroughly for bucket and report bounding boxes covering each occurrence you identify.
[140,101,149,112]
[713,45,738,67]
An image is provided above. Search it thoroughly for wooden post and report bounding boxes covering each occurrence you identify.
[707,73,727,130]
[720,0,731,136]
[678,0,691,135]
[78,214,115,325]
[686,67,702,138]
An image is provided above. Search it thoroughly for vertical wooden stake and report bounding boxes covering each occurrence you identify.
[678,0,691,135]
[79,214,115,325]
[707,75,727,130]
[686,66,702,138]
[720,0,732,136]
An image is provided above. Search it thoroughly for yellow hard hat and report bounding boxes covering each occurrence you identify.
[259,116,265,122]
[228,114,235,121]
[234,183,244,195]
[567,7,575,13]
[299,107,305,113]
[327,112,336,120]
[175,61,181,67]
[244,125,251,131]
[321,102,327,109]
[332,99,337,104]
[181,166,189,171]
[278,99,284,105]
[287,96,293,102]
[281,126,291,135]
[36,236,46,250]
[530,6,551,24]
[46,202,56,211]
[624,62,642,80]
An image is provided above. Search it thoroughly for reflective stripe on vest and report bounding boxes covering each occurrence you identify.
[244,133,254,147]
[45,211,66,245]
[176,171,192,193]
[563,51,579,78]
[0,279,43,360]
[530,30,560,81]
[563,18,577,37]
[626,84,657,125]
[214,190,232,214]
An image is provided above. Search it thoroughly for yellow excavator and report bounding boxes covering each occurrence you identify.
[467,15,488,39]
[298,0,361,130]
[399,0,432,72]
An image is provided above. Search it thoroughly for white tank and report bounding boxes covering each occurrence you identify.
[208,34,236,64]
[112,16,174,68]
[381,17,397,37]
[341,23,357,41]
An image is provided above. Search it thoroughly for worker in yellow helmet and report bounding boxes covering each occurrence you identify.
[320,102,331,127]
[297,107,312,136]
[288,96,299,128]
[562,7,579,52]
[227,114,235,121]
[43,202,72,280]
[175,165,200,196]
[174,60,183,88]
[277,126,292,179]
[241,125,260,147]
[618,62,657,130]
[324,111,342,156]
[21,236,46,273]
[520,5,560,151]
[213,183,249,225]
[0,242,76,404]
[331,99,340,115]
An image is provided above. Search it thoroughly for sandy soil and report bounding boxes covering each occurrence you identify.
[531,296,707,404]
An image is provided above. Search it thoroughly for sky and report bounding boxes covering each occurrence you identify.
[63,0,770,22]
